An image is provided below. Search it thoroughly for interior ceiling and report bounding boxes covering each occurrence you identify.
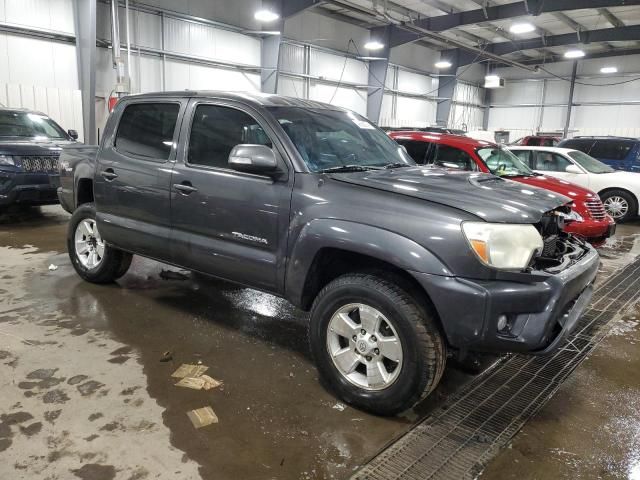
[316,1,640,64]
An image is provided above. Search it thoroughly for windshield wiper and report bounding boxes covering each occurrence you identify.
[383,162,412,169]
[318,165,374,173]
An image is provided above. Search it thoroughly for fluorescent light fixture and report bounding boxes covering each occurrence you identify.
[364,41,385,50]
[564,49,585,58]
[435,60,452,69]
[600,66,618,73]
[357,56,388,61]
[254,9,279,22]
[509,22,535,34]
[484,75,502,88]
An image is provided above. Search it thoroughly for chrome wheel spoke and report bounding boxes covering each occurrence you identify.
[96,242,105,258]
[330,312,359,339]
[366,360,389,388]
[358,305,380,333]
[76,241,89,255]
[377,337,402,362]
[333,347,361,374]
[74,218,104,269]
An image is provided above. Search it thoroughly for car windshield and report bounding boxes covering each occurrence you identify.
[266,106,414,172]
[477,147,534,176]
[0,111,68,139]
[568,150,615,174]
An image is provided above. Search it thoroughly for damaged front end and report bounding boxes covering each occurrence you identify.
[530,205,592,274]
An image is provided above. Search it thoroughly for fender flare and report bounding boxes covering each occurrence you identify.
[285,219,451,308]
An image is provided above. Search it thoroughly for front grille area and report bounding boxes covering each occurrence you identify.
[586,199,607,220]
[19,155,60,173]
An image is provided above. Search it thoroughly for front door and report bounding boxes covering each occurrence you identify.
[94,100,186,259]
[169,100,292,293]
[531,151,589,188]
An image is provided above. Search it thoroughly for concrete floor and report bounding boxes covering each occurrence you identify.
[0,206,638,480]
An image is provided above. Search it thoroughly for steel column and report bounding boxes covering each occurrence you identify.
[366,28,390,124]
[72,0,97,144]
[563,60,578,137]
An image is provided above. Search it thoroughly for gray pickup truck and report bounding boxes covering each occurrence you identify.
[58,92,599,415]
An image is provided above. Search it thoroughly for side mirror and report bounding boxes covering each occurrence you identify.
[565,164,583,174]
[228,144,278,174]
[68,129,79,140]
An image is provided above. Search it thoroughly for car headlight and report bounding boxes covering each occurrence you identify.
[0,155,14,166]
[462,222,543,270]
[558,208,583,223]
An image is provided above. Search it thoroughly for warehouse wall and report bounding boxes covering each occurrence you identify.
[0,0,83,139]
[487,54,640,139]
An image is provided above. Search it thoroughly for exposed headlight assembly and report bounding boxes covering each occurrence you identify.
[557,209,583,223]
[462,222,543,270]
[0,155,14,166]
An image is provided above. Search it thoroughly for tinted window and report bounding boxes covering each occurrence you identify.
[396,140,430,164]
[432,145,477,171]
[559,138,595,154]
[188,105,272,169]
[512,150,533,168]
[0,111,68,139]
[533,152,572,172]
[568,151,614,173]
[478,147,533,176]
[589,139,635,161]
[115,103,179,160]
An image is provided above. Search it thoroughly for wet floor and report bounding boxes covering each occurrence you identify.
[0,206,638,480]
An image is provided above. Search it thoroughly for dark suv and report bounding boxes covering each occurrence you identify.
[558,136,640,172]
[58,92,599,415]
[0,107,77,211]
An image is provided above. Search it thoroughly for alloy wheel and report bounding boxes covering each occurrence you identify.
[603,196,629,220]
[74,219,105,269]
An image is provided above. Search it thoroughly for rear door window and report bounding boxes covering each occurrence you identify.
[533,151,572,172]
[432,145,477,171]
[589,139,635,161]
[512,150,533,168]
[114,103,180,161]
[395,139,430,164]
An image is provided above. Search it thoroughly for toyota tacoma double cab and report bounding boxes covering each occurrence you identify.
[58,92,599,415]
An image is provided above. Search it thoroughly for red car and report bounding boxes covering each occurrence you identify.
[511,135,561,147]
[390,131,615,244]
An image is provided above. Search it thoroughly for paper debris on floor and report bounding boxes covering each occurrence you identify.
[159,350,173,362]
[48,264,58,271]
[171,364,209,379]
[187,406,218,428]
[332,402,346,412]
[175,374,222,391]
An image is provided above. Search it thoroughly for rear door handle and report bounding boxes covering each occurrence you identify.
[173,182,198,195]
[101,169,118,181]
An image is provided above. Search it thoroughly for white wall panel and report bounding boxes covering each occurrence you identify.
[279,43,305,75]
[2,0,75,34]
[571,105,640,137]
[309,83,366,116]
[544,80,569,104]
[487,107,539,132]
[450,105,484,131]
[490,81,541,105]
[379,94,395,127]
[284,10,369,53]
[164,59,260,92]
[277,77,305,98]
[397,70,433,95]
[309,50,367,85]
[395,96,435,127]
[390,44,439,73]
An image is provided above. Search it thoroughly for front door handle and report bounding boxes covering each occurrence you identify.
[173,182,198,195]
[101,169,118,181]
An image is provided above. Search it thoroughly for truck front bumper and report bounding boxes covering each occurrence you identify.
[412,245,599,354]
[0,171,60,207]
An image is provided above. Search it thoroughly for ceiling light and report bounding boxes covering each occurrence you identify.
[509,22,535,34]
[564,49,585,58]
[254,9,279,22]
[484,75,504,88]
[435,60,452,69]
[600,66,618,73]
[364,41,385,50]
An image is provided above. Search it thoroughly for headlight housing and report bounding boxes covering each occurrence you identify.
[462,222,543,270]
[0,155,14,166]
[558,208,583,223]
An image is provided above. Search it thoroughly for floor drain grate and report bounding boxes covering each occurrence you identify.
[352,257,640,480]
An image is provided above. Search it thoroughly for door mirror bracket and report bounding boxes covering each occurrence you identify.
[565,164,583,174]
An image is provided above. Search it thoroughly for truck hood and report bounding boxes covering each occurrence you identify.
[506,173,599,202]
[330,167,570,223]
[0,138,75,156]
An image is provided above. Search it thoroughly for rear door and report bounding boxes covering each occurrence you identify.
[169,99,292,293]
[94,99,186,259]
[530,150,590,188]
[589,139,636,171]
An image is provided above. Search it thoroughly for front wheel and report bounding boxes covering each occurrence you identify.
[601,189,636,223]
[309,273,446,416]
[67,203,132,283]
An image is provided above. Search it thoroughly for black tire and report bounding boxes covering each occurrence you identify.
[67,203,132,283]
[309,273,446,416]
[600,189,636,223]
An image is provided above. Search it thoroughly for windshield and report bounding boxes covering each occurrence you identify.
[0,111,68,139]
[266,106,414,172]
[477,147,534,176]
[568,150,615,174]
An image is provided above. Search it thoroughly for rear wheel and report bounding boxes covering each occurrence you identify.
[600,189,636,223]
[67,203,132,283]
[309,273,446,416]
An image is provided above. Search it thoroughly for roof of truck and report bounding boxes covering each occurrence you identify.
[123,91,349,111]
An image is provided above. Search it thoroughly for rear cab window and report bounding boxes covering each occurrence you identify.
[560,138,595,154]
[114,103,180,161]
[589,139,635,161]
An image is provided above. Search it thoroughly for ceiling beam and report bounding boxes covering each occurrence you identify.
[390,0,640,47]
[598,7,625,28]
[496,46,640,66]
[282,0,326,18]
